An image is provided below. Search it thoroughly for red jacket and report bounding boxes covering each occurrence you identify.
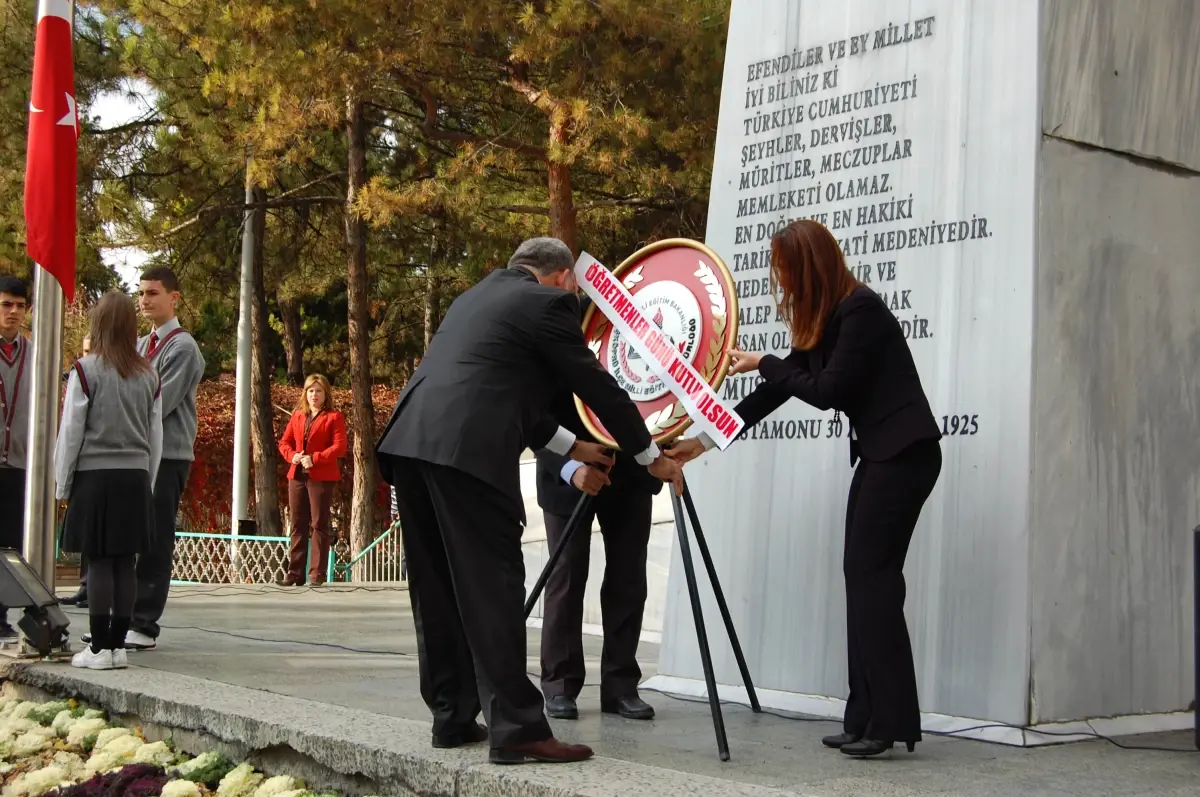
[278,409,348,482]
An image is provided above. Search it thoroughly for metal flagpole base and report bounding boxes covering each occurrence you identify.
[524,492,594,619]
[671,475,760,761]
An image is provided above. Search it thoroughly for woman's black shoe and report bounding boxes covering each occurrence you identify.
[840,739,916,756]
[821,732,861,749]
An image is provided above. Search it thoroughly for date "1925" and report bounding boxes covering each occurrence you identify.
[941,414,979,436]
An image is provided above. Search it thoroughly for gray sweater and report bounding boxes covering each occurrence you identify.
[137,318,205,462]
[0,333,30,470]
[54,355,163,500]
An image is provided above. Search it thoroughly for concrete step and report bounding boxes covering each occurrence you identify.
[1,663,802,797]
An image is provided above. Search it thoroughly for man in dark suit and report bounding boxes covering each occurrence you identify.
[375,237,682,765]
[535,297,661,722]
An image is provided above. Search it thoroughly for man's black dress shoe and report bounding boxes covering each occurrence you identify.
[431,722,488,749]
[840,739,916,757]
[545,696,578,720]
[821,732,862,749]
[489,737,593,764]
[600,695,655,720]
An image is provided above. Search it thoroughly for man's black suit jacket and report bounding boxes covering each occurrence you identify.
[534,378,663,519]
[376,268,653,520]
[734,285,940,462]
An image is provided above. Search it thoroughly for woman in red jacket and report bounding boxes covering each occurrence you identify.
[278,374,347,586]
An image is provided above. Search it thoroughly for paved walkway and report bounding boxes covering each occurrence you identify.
[53,584,1199,796]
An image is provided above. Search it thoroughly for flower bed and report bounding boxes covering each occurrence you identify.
[0,696,364,797]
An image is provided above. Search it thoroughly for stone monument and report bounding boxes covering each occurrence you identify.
[645,0,1200,744]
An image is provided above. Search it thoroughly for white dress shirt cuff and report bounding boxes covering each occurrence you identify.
[544,426,577,456]
[682,428,718,451]
[633,442,660,466]
[560,460,585,485]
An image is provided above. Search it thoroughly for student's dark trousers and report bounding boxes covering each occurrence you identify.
[841,438,941,742]
[131,460,190,639]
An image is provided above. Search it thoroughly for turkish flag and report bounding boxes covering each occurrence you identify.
[24,0,77,303]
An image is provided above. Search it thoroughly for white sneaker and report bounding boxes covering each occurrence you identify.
[111,648,129,669]
[71,648,114,670]
[124,630,156,650]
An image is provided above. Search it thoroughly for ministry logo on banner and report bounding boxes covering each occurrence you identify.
[574,241,744,450]
[606,281,702,402]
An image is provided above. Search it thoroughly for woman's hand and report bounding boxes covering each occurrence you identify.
[291,452,304,465]
[727,348,762,375]
[665,438,705,465]
[300,454,314,470]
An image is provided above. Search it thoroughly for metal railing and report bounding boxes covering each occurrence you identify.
[168,525,404,585]
[330,521,406,583]
[170,532,308,584]
[56,502,406,585]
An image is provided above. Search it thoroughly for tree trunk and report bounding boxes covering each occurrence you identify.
[344,95,377,560]
[277,205,307,386]
[547,118,578,255]
[249,186,283,539]
[423,234,440,351]
[277,291,304,385]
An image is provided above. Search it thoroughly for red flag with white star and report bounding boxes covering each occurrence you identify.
[24,0,78,303]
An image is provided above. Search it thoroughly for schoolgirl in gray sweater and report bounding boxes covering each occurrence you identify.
[55,291,162,671]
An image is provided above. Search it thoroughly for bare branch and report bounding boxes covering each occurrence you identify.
[392,76,547,160]
[506,63,566,119]
[492,204,551,216]
[492,197,679,216]
[85,117,163,136]
[102,172,347,248]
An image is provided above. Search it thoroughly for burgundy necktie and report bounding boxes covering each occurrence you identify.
[147,332,159,358]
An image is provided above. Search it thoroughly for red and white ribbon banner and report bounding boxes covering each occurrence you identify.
[575,252,744,449]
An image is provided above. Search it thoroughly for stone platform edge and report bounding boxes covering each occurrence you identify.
[1,662,805,797]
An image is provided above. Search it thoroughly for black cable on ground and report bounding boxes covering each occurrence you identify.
[58,607,1196,755]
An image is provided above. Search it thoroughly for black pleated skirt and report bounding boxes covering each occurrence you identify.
[61,469,152,557]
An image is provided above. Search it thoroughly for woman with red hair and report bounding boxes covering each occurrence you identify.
[669,219,941,757]
[278,374,347,586]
